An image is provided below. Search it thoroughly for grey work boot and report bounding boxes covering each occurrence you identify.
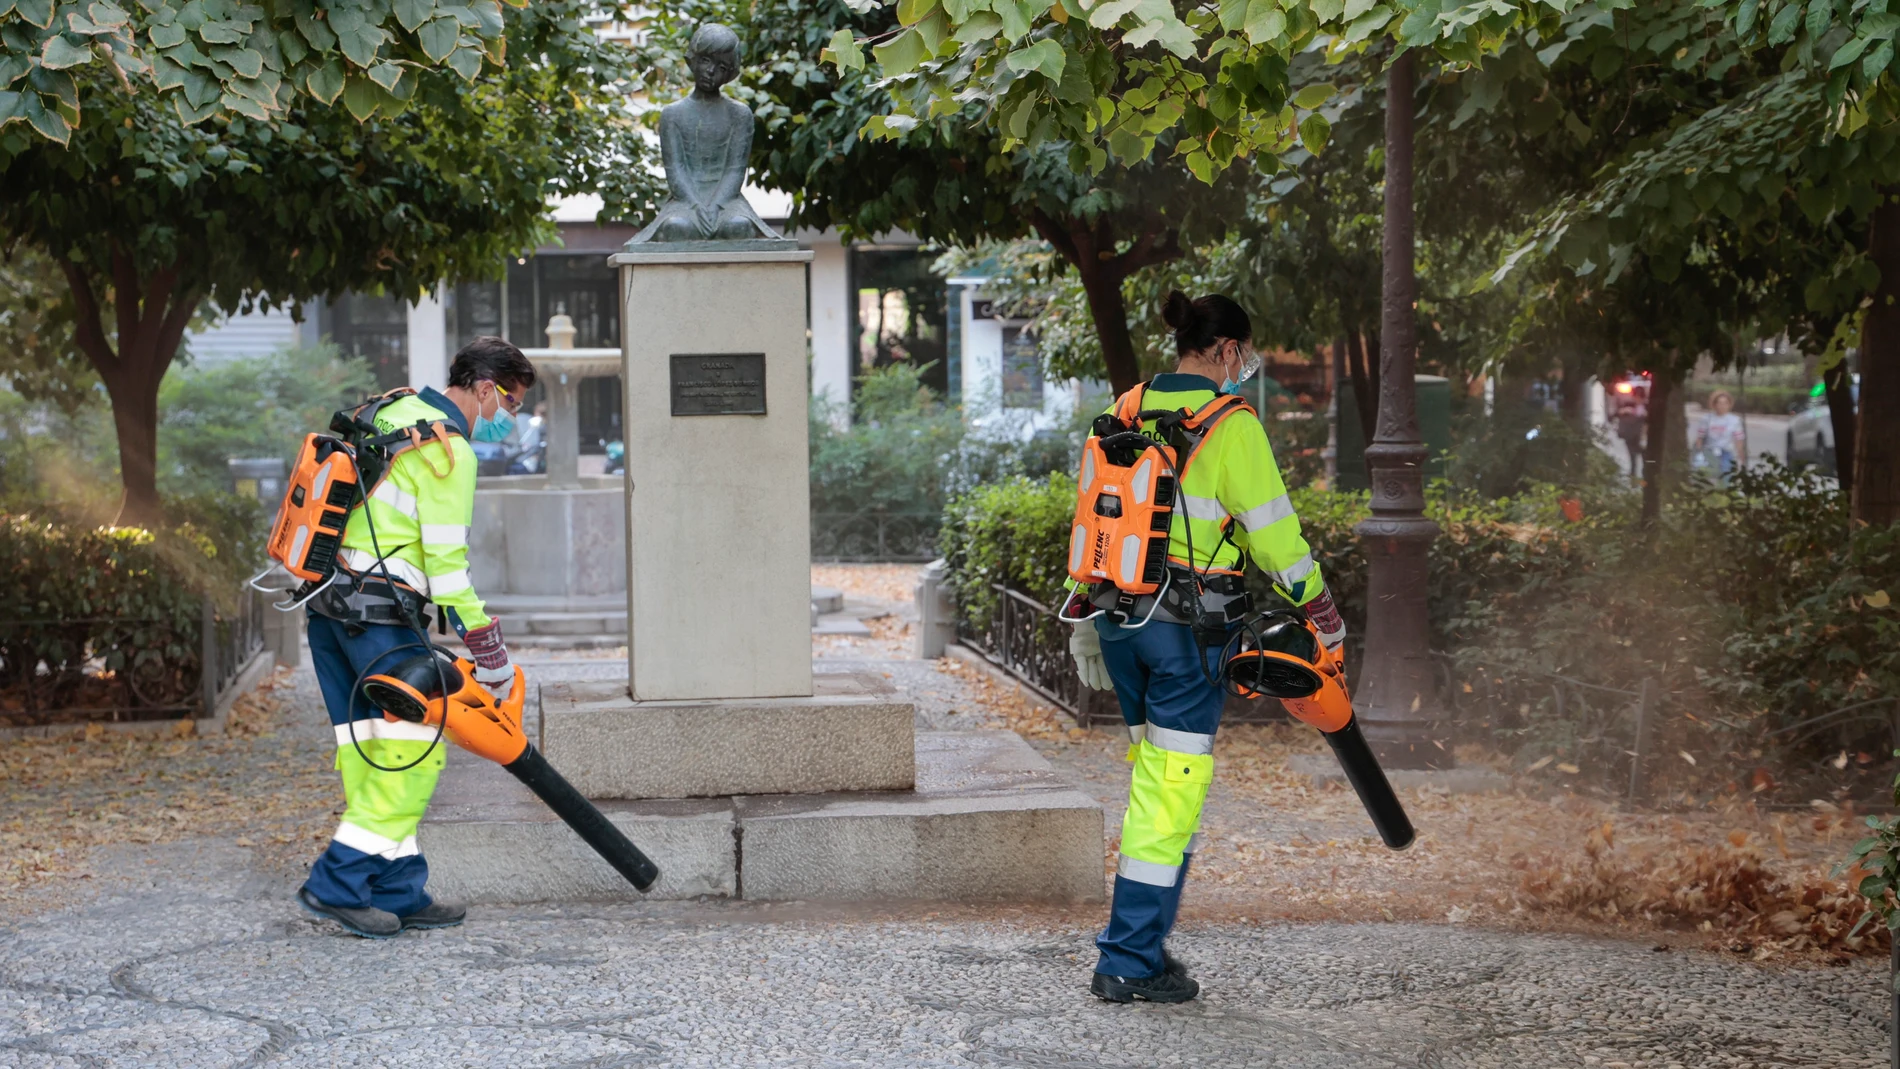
[399,901,467,930]
[298,887,401,939]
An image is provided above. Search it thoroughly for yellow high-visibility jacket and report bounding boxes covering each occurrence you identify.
[336,388,490,630]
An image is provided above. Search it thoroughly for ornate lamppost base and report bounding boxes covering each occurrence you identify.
[1352,510,1448,770]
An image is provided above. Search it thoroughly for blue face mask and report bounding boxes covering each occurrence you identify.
[1220,345,1263,394]
[473,388,517,443]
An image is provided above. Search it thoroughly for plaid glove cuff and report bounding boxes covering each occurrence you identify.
[464,619,510,673]
[1304,589,1346,650]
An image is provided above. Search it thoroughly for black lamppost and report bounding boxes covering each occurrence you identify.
[1353,46,1445,769]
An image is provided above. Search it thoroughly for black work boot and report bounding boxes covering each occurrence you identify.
[399,901,467,930]
[298,887,400,939]
[1091,969,1201,1004]
[1163,950,1190,979]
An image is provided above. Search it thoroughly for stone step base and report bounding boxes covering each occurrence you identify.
[540,672,917,799]
[420,730,1105,905]
[812,612,872,636]
[812,586,845,614]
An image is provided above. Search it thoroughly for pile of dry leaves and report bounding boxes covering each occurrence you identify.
[0,669,336,915]
[1512,821,1880,959]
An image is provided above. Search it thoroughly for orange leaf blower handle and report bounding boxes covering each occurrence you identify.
[362,654,659,891]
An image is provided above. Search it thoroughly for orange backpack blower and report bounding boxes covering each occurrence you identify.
[265,434,361,585]
[1066,386,1255,594]
[259,389,461,602]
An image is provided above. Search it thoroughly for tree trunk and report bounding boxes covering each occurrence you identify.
[58,253,196,528]
[1353,44,1443,770]
[1825,355,1857,499]
[1856,191,1900,525]
[1326,335,1345,487]
[1641,373,1674,525]
[1346,329,1379,447]
[1558,345,1590,428]
[1029,209,1182,396]
[100,368,165,525]
[1074,257,1142,394]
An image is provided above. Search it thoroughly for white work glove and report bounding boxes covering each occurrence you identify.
[1069,624,1113,691]
[474,664,516,704]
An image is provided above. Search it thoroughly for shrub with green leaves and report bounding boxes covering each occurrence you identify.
[939,472,1077,631]
[0,508,253,717]
[811,362,1084,558]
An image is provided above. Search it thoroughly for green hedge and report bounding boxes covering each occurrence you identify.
[942,474,1583,665]
[939,473,1077,630]
[0,498,261,715]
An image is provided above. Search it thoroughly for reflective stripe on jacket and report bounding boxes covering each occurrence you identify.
[1112,373,1323,606]
[338,389,490,629]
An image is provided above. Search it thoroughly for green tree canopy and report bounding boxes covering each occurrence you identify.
[0,0,528,147]
[0,0,659,523]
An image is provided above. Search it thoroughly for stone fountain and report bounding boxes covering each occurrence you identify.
[466,314,628,643]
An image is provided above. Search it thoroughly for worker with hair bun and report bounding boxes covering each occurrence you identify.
[1067,290,1346,1003]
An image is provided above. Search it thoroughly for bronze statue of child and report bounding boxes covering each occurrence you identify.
[633,23,779,243]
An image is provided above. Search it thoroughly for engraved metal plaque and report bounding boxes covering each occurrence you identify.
[669,353,767,416]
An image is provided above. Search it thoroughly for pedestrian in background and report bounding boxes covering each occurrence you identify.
[1615,398,1647,484]
[1694,390,1746,485]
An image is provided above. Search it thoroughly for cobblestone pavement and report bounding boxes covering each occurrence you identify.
[0,577,1884,1066]
[0,832,1882,1068]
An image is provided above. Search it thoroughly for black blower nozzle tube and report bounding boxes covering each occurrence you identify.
[503,744,660,891]
[1322,718,1417,850]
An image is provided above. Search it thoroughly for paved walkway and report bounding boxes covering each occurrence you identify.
[0,612,1885,1066]
[0,831,1883,1068]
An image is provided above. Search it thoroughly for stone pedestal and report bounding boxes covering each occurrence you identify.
[419,243,1106,906]
[541,672,914,799]
[613,246,814,700]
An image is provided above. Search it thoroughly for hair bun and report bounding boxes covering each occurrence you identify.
[1161,290,1197,333]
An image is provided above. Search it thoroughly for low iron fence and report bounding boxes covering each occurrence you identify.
[954,583,1285,728]
[812,511,939,563]
[958,585,1088,716]
[0,588,267,727]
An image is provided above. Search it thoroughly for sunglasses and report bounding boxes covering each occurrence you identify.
[488,381,522,415]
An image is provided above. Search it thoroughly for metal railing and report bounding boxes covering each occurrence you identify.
[812,510,940,562]
[955,583,1287,728]
[201,588,267,719]
[958,585,1088,716]
[0,587,267,725]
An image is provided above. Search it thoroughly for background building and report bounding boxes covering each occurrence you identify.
[184,193,1086,454]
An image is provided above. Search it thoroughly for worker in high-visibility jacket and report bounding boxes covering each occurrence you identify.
[1069,291,1346,1003]
[298,337,537,939]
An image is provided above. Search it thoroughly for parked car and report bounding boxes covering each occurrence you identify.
[471,438,545,477]
[1787,375,1859,474]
